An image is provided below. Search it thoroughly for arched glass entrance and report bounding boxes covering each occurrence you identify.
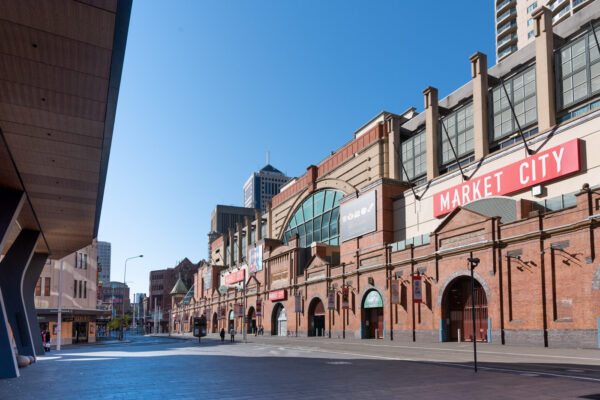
[228,310,234,331]
[271,303,287,336]
[308,298,326,337]
[247,307,256,334]
[442,277,488,342]
[361,290,383,339]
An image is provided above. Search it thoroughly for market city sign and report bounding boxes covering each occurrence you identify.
[433,139,581,217]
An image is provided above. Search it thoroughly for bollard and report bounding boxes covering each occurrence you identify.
[458,329,461,343]
[375,328,378,339]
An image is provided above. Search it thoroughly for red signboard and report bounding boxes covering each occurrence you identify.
[433,139,581,217]
[224,269,245,285]
[269,289,287,301]
[413,275,422,304]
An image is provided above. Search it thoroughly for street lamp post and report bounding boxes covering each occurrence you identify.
[121,255,143,340]
[467,252,480,373]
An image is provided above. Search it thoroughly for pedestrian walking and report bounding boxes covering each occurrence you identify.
[230,328,235,342]
[220,328,225,343]
[44,330,51,352]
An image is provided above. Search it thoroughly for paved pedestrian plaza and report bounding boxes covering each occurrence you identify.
[1,335,600,399]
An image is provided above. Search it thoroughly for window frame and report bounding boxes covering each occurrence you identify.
[400,129,427,182]
[438,101,475,169]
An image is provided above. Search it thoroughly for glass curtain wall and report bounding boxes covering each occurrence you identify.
[490,65,537,142]
[557,29,600,110]
[439,102,474,167]
[401,130,426,182]
[282,189,343,247]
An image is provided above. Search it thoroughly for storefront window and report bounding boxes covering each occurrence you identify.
[283,189,343,247]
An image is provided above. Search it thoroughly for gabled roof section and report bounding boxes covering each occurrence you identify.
[170,275,188,295]
[435,206,492,234]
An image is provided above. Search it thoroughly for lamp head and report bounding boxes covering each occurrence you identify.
[467,257,480,266]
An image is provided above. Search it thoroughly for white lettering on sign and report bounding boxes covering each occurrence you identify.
[433,139,581,217]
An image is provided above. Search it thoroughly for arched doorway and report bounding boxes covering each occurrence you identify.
[212,312,218,333]
[228,310,234,332]
[442,277,488,342]
[308,298,326,337]
[271,303,287,336]
[247,307,257,334]
[361,290,383,339]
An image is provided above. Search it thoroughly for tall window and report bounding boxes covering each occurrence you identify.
[491,66,537,142]
[401,130,426,181]
[282,189,343,247]
[83,254,87,270]
[79,280,82,298]
[84,281,87,299]
[439,102,474,166]
[74,280,77,298]
[44,277,51,296]
[35,278,41,296]
[557,30,600,110]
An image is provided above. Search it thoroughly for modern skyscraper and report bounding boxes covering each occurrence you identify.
[495,0,596,62]
[243,163,290,211]
[97,241,111,284]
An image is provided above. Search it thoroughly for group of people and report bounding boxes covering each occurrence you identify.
[218,325,264,343]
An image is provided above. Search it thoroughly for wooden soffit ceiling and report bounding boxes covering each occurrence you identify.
[0,0,131,259]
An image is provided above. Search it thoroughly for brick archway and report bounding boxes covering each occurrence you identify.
[436,270,492,307]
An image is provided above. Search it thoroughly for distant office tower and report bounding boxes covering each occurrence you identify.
[97,241,111,283]
[243,163,290,211]
[210,205,256,236]
[495,0,596,62]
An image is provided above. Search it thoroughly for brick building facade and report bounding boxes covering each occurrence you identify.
[171,5,600,348]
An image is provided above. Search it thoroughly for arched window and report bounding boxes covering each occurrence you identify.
[282,189,343,247]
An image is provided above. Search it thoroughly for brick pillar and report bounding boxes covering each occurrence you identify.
[245,216,252,248]
[236,222,243,264]
[424,86,439,181]
[254,209,262,241]
[532,6,556,133]
[386,117,401,180]
[307,165,318,194]
[266,201,273,239]
[470,52,489,160]
[228,228,234,267]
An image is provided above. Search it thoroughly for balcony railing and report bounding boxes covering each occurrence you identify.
[496,0,513,12]
[497,20,517,35]
[497,7,517,24]
[552,4,570,23]
[497,32,517,47]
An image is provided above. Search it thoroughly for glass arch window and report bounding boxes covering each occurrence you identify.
[282,189,344,247]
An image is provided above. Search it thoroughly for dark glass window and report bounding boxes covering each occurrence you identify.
[283,189,343,247]
[44,277,51,296]
[557,30,600,110]
[491,66,537,142]
[35,278,41,296]
[401,130,426,181]
[439,102,474,166]
[74,280,77,298]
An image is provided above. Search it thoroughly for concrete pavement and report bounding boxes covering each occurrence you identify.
[1,334,599,399]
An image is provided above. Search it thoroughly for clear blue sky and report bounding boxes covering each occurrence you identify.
[98,0,496,299]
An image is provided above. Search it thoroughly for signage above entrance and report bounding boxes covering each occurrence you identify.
[269,289,287,301]
[224,269,245,285]
[433,139,581,217]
